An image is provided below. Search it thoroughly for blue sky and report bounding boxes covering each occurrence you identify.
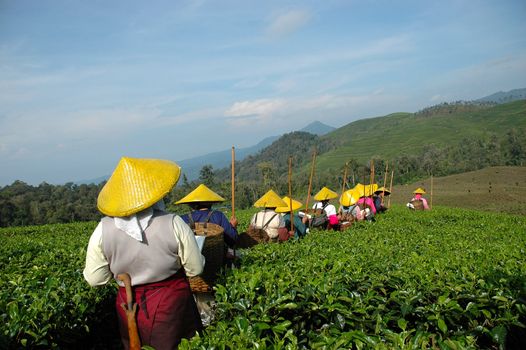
[1,0,525,186]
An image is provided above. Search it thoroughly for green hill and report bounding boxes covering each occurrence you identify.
[316,100,525,169]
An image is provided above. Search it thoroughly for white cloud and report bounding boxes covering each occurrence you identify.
[266,9,312,38]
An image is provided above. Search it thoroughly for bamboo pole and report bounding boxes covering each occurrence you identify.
[288,156,294,233]
[381,161,389,205]
[370,159,375,196]
[305,149,317,213]
[341,162,348,194]
[231,146,235,219]
[430,175,434,210]
[388,170,394,208]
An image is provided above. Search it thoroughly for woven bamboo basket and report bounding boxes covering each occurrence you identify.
[189,222,225,293]
[411,199,425,211]
[236,226,270,248]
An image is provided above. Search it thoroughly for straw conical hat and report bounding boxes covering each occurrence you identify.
[253,190,287,208]
[97,157,181,217]
[413,187,426,194]
[353,183,377,197]
[175,184,225,204]
[340,189,359,207]
[313,187,338,201]
[275,196,303,213]
[374,186,391,195]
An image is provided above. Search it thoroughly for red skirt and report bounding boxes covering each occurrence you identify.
[116,269,203,350]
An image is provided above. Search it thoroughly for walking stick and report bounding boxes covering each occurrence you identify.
[381,161,388,205]
[370,159,375,197]
[117,273,141,350]
[341,162,348,194]
[430,175,434,210]
[231,146,236,219]
[288,156,294,234]
[388,170,394,208]
[305,149,317,214]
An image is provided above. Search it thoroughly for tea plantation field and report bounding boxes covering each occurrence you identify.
[1,205,525,349]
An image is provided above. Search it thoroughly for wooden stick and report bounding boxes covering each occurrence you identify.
[231,146,235,219]
[288,156,294,233]
[305,149,317,213]
[381,161,388,205]
[370,159,375,196]
[430,175,434,210]
[388,170,394,208]
[341,162,348,194]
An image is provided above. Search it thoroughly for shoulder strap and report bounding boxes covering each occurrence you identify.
[187,211,196,229]
[262,213,278,229]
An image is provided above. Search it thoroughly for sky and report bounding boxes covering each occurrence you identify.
[1,0,525,186]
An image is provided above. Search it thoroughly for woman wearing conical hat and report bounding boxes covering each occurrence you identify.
[176,184,238,249]
[355,183,377,220]
[275,196,308,239]
[407,187,430,210]
[312,187,339,229]
[338,188,364,222]
[373,186,391,214]
[83,157,204,349]
[249,190,287,242]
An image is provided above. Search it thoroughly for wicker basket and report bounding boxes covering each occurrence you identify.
[236,226,270,248]
[411,199,424,211]
[189,222,225,293]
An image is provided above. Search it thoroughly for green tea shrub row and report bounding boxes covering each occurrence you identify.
[181,206,526,349]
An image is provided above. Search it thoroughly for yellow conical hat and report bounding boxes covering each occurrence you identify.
[175,184,225,204]
[353,183,377,197]
[253,189,287,208]
[313,187,338,201]
[275,196,303,213]
[374,186,391,195]
[340,189,359,206]
[97,157,181,217]
[413,187,426,194]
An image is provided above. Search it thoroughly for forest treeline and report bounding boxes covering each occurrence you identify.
[1,128,525,227]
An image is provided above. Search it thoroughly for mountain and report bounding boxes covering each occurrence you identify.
[300,121,336,135]
[176,120,335,180]
[177,135,279,181]
[476,88,526,104]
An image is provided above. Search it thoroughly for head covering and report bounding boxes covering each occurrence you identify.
[97,157,181,217]
[353,183,378,197]
[175,184,225,204]
[374,186,391,195]
[254,190,287,208]
[275,196,303,213]
[413,187,426,194]
[313,187,338,201]
[340,189,359,206]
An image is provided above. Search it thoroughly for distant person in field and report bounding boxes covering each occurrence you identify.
[249,189,287,242]
[373,187,390,213]
[338,188,363,229]
[276,196,308,239]
[407,187,430,210]
[311,187,339,229]
[83,157,204,349]
[176,184,238,257]
[355,183,376,221]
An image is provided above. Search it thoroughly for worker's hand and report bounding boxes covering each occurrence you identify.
[229,216,238,228]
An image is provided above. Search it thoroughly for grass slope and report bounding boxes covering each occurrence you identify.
[316,100,526,169]
[389,166,526,215]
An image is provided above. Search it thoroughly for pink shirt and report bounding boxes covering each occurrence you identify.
[357,197,376,214]
[412,194,430,209]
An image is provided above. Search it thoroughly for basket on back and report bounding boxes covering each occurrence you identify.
[411,199,425,211]
[187,213,226,293]
[237,226,269,248]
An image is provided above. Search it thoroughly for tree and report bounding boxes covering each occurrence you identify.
[199,165,216,187]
